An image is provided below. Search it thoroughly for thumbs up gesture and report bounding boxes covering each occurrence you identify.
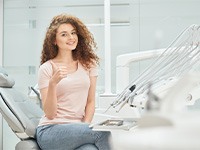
[50,60,68,85]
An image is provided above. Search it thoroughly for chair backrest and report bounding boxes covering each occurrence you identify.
[0,67,43,140]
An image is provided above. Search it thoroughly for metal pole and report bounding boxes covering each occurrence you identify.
[0,0,4,149]
[103,0,112,95]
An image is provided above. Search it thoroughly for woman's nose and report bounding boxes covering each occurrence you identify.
[68,34,74,39]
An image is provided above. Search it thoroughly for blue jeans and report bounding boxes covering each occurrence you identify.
[36,123,112,150]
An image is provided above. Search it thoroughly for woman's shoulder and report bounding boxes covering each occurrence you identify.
[78,61,98,69]
[39,60,52,70]
[79,62,98,76]
[38,60,53,75]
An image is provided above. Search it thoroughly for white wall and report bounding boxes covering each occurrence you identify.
[2,0,200,93]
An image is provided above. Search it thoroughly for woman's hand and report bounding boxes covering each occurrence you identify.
[50,60,68,85]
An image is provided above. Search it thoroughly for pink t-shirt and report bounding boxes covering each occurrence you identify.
[37,60,98,126]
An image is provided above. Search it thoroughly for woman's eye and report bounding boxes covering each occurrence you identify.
[61,33,67,36]
[72,32,77,35]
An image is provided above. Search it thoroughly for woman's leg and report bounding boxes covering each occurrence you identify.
[75,144,98,150]
[36,123,112,150]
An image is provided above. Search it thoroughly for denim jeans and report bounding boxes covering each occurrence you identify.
[36,123,112,150]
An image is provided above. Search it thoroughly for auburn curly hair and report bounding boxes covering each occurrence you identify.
[40,13,99,69]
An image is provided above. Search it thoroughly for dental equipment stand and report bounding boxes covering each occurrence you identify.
[109,24,200,113]
[92,24,200,132]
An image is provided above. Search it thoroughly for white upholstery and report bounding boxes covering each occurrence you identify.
[0,67,42,150]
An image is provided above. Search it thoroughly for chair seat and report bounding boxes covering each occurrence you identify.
[15,139,41,150]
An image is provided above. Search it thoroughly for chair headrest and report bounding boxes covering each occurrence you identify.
[0,67,15,88]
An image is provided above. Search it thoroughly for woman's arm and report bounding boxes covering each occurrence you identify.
[40,61,68,120]
[40,81,57,120]
[82,76,97,123]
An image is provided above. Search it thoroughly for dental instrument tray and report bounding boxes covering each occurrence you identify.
[90,118,137,131]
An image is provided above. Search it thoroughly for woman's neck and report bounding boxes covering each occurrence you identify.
[54,50,75,64]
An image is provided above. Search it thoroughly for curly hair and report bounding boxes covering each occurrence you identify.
[40,13,99,69]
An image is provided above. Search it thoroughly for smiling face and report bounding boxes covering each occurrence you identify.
[55,23,78,51]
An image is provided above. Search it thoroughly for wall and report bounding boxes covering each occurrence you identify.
[3,0,200,94]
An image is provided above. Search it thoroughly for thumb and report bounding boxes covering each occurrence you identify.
[50,60,58,72]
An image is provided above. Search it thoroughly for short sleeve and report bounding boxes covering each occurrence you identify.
[38,61,52,89]
[89,66,98,77]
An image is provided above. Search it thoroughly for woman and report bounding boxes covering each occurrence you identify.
[36,13,112,150]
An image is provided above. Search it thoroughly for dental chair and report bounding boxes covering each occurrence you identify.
[0,67,42,150]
